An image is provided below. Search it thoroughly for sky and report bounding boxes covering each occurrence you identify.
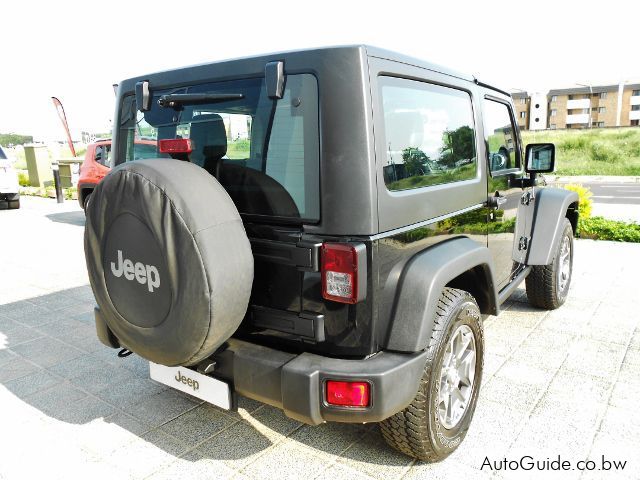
[1,0,636,141]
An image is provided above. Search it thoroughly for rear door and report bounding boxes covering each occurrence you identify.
[116,73,321,329]
[483,97,534,290]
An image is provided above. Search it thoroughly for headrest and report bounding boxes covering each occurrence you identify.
[189,114,227,165]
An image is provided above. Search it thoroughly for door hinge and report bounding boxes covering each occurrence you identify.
[521,191,533,206]
[518,236,529,251]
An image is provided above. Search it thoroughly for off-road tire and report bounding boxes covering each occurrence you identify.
[526,218,573,309]
[380,288,484,462]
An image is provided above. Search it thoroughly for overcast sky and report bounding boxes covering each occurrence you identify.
[1,0,636,140]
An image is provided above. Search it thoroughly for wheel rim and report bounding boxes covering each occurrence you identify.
[557,236,571,292]
[437,324,477,429]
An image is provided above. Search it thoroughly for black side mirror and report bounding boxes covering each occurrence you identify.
[525,143,555,173]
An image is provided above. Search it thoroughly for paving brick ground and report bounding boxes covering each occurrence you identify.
[1,196,639,480]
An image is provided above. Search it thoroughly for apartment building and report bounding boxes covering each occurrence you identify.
[511,82,640,130]
[512,91,529,129]
[621,84,640,127]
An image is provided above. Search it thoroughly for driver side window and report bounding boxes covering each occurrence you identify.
[483,100,519,174]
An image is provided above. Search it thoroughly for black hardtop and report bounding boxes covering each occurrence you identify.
[118,45,477,91]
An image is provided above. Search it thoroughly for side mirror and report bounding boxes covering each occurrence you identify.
[525,143,555,173]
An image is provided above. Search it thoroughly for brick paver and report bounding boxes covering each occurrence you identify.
[1,196,639,479]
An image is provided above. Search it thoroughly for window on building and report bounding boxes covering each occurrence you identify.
[583,109,590,114]
[380,77,477,191]
[632,90,640,96]
[631,120,639,126]
[568,95,574,100]
[551,109,557,117]
[632,105,640,111]
[598,107,606,114]
[592,107,598,112]
[519,98,526,104]
[592,121,605,128]
[519,111,526,118]
[551,95,558,102]
[599,92,607,99]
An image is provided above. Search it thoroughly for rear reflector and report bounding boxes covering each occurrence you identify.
[158,138,193,154]
[326,380,370,407]
[321,243,362,304]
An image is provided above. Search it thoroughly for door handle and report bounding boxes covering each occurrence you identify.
[487,194,507,209]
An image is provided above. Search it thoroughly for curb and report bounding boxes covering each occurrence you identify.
[547,175,640,184]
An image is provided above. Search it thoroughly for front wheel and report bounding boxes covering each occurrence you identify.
[526,218,573,309]
[380,288,484,462]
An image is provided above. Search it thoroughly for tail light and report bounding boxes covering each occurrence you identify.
[321,243,367,304]
[326,380,370,407]
[159,138,193,154]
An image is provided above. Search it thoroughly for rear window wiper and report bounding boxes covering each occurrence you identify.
[157,93,244,109]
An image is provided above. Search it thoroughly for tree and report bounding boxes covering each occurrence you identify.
[0,133,33,146]
[439,126,475,168]
[401,147,431,177]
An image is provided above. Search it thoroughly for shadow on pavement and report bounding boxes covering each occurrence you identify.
[45,211,86,227]
[0,286,390,470]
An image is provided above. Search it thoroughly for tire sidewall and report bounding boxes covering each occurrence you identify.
[427,297,484,457]
[553,220,574,305]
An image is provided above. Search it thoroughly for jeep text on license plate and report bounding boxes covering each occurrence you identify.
[149,362,232,410]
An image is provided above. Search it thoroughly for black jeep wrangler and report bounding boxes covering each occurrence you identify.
[85,46,578,461]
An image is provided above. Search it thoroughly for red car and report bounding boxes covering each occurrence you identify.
[78,139,161,208]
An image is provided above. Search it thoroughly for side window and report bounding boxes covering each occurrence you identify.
[380,77,477,191]
[94,144,111,166]
[483,100,520,173]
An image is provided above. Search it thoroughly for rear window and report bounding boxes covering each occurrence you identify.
[117,74,320,222]
[0,147,7,160]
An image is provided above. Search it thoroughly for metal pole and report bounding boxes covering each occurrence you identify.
[51,160,64,204]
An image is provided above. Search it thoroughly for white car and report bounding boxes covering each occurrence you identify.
[0,145,20,209]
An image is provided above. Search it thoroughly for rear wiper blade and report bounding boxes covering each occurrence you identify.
[157,93,244,108]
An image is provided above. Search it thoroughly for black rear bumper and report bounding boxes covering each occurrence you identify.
[95,309,427,425]
[212,338,427,425]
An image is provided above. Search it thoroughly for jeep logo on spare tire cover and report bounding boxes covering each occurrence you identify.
[103,212,171,328]
[84,159,253,367]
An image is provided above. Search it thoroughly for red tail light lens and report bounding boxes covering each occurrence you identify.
[326,381,370,407]
[158,138,193,154]
[321,243,362,304]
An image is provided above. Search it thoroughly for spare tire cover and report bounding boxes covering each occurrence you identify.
[84,159,253,366]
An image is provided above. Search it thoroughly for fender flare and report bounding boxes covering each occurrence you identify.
[385,237,498,352]
[527,187,579,266]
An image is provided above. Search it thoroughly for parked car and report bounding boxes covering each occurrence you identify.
[0,145,20,209]
[84,46,578,462]
[78,138,165,209]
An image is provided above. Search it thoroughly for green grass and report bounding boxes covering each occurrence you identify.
[522,128,640,176]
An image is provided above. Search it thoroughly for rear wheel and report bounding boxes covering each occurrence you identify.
[380,288,484,462]
[8,198,20,209]
[526,218,573,309]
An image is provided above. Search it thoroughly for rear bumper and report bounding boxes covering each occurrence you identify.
[0,192,19,200]
[95,309,427,425]
[213,338,427,425]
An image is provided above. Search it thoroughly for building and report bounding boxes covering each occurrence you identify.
[512,91,529,129]
[528,93,548,131]
[511,82,640,130]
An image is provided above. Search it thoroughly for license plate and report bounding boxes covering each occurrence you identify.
[149,362,232,410]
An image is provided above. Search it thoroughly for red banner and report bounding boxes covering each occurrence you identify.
[51,97,77,157]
